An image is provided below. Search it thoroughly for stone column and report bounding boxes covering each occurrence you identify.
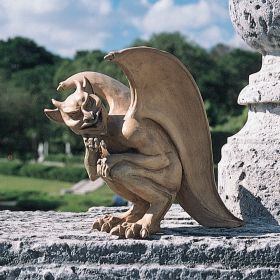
[219,0,280,224]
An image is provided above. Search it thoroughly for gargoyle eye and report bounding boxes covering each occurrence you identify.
[68,110,82,120]
[83,117,92,123]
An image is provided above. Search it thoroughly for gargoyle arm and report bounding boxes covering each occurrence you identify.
[108,153,170,170]
[84,138,100,181]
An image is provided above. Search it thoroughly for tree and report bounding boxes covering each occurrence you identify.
[0,33,263,158]
[0,37,60,77]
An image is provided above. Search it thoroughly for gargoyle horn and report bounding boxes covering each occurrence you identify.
[82,77,94,96]
[52,99,63,109]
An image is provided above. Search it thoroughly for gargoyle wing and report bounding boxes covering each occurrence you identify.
[106,47,242,228]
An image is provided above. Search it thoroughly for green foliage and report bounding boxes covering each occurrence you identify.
[133,32,216,83]
[57,186,114,212]
[16,191,62,211]
[0,37,59,77]
[0,159,23,175]
[211,131,234,164]
[46,165,87,182]
[214,108,248,133]
[54,49,127,86]
[0,174,70,194]
[200,48,261,126]
[0,161,87,182]
[45,154,83,164]
[0,190,62,211]
[19,163,52,178]
[0,34,261,160]
[0,174,114,211]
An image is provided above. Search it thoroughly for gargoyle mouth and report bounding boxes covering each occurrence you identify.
[81,110,102,130]
[81,122,94,130]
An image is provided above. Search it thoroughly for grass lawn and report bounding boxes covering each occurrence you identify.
[0,174,71,194]
[0,174,115,212]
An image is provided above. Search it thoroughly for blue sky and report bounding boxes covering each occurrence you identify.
[0,0,247,57]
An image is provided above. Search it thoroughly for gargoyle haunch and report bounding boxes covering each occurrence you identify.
[45,47,242,239]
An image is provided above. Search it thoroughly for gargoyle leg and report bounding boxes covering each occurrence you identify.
[106,179,150,221]
[109,162,176,238]
[92,180,150,233]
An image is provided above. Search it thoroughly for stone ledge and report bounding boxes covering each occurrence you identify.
[1,205,280,279]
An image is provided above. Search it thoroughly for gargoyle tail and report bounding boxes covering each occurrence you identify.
[177,180,243,228]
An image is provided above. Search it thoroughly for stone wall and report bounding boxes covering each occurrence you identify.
[1,205,280,280]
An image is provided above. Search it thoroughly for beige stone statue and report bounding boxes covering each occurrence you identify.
[45,47,242,239]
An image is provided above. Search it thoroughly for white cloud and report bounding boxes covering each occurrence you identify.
[0,0,245,56]
[133,0,230,48]
[48,29,110,57]
[0,0,113,57]
[228,33,253,51]
[80,0,112,16]
[0,0,68,15]
[141,0,226,32]
[140,0,152,8]
[197,25,225,48]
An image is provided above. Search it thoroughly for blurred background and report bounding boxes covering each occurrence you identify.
[0,0,262,212]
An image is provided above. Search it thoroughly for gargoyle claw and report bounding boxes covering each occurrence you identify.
[101,223,111,233]
[57,82,66,92]
[140,228,150,239]
[92,219,102,231]
[122,222,152,239]
[94,138,100,150]
[100,140,110,158]
[124,223,142,239]
[97,158,110,178]
[110,225,126,237]
[84,137,100,153]
[91,215,126,234]
[125,228,135,239]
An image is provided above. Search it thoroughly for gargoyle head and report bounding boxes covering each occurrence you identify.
[44,77,107,136]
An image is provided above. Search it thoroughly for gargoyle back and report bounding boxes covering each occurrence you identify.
[106,47,242,228]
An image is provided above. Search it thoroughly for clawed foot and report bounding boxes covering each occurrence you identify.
[111,222,152,239]
[92,215,124,233]
[91,215,160,239]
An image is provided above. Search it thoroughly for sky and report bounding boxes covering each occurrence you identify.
[0,0,247,57]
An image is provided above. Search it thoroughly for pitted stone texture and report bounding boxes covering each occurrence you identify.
[238,56,280,104]
[1,206,280,279]
[219,104,280,223]
[229,0,280,55]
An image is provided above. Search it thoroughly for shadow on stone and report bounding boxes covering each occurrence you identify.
[239,185,278,226]
[158,224,279,238]
[157,220,280,238]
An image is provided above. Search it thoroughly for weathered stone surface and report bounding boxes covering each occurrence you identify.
[219,103,280,224]
[229,0,280,55]
[1,205,280,279]
[238,56,280,104]
[219,0,280,224]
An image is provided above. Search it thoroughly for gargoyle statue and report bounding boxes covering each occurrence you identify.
[45,47,243,239]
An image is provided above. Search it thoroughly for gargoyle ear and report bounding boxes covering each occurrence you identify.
[82,77,94,95]
[44,109,64,123]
